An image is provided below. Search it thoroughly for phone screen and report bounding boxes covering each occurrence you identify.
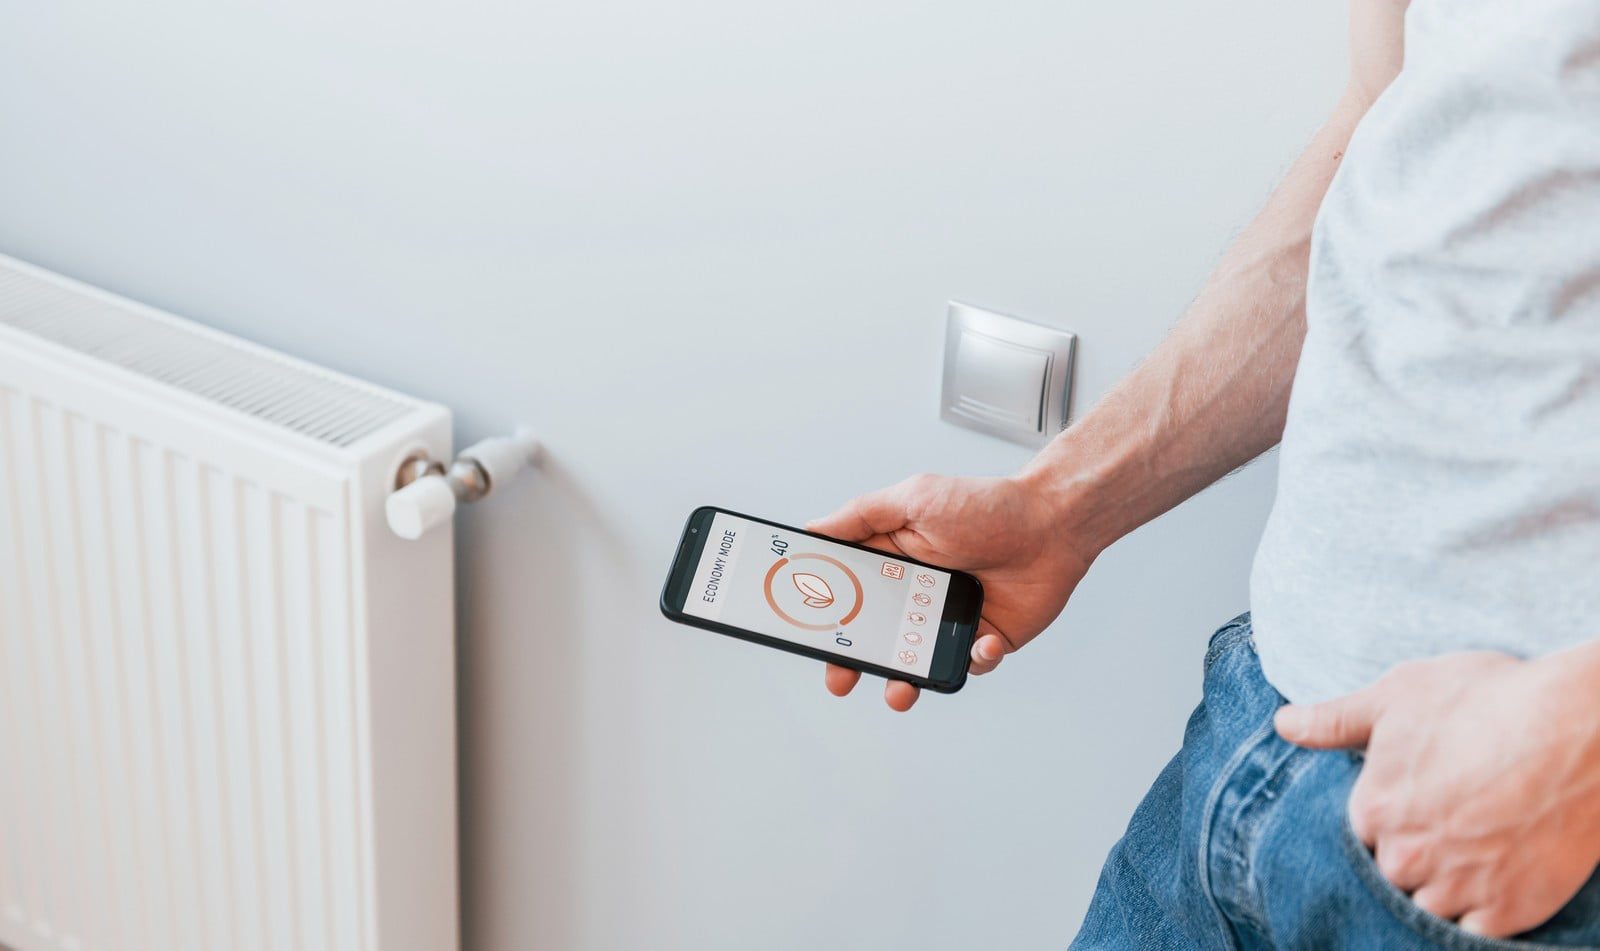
[680,511,954,677]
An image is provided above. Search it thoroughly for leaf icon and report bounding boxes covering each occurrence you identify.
[791,572,835,609]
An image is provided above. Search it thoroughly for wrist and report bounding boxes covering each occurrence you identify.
[1533,641,1600,717]
[1529,642,1600,856]
[1013,433,1129,561]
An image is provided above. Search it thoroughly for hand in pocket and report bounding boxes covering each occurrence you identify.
[1276,649,1600,938]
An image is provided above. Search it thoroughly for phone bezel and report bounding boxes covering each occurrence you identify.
[658,505,984,693]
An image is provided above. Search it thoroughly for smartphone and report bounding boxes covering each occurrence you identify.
[659,506,984,693]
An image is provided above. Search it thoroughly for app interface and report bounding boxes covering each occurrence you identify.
[682,512,952,677]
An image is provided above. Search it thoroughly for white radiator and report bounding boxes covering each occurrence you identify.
[0,254,459,951]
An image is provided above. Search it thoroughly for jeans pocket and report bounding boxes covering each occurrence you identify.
[1338,815,1600,950]
[1203,612,1254,674]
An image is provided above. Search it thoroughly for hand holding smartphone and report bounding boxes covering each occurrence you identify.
[660,507,984,692]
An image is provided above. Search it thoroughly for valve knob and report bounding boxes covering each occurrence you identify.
[386,474,458,540]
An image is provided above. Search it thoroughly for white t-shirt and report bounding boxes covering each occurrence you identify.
[1251,0,1600,703]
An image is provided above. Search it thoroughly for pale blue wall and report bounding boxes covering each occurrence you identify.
[0,3,1343,948]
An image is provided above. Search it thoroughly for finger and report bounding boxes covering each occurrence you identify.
[1347,777,1387,846]
[1412,883,1471,922]
[1459,907,1518,940]
[884,680,920,712]
[807,485,911,541]
[853,533,909,557]
[969,633,1007,675]
[1274,687,1384,749]
[1374,836,1432,892]
[825,663,861,697]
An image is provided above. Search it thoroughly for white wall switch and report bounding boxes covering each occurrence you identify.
[940,301,1075,447]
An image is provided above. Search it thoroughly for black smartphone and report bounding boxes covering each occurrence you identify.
[659,506,984,693]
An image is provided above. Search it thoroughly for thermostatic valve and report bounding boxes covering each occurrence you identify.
[386,429,541,539]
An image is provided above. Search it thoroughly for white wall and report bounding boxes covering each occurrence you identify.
[0,3,1344,948]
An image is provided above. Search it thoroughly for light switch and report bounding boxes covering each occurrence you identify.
[951,330,1051,430]
[941,302,1075,447]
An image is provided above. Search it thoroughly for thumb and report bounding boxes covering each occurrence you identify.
[1274,687,1383,750]
[807,486,910,542]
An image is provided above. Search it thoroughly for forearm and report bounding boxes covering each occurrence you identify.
[1018,92,1373,556]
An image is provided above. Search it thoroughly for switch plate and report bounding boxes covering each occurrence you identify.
[940,301,1075,447]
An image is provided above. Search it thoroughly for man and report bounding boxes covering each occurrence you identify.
[809,0,1600,946]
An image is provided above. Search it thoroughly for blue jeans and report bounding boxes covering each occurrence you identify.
[1071,613,1600,950]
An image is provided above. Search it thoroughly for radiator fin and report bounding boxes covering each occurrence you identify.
[0,388,368,951]
[0,261,414,449]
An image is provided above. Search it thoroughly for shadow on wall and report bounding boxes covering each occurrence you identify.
[452,447,642,950]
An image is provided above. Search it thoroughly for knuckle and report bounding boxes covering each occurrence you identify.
[1411,887,1454,919]
[1320,707,1349,739]
[1496,897,1551,936]
[1377,840,1424,881]
[900,473,943,516]
[1466,906,1516,938]
[1348,789,1388,836]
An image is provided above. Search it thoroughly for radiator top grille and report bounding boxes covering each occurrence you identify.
[0,258,417,448]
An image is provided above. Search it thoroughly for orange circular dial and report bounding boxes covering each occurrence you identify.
[762,553,865,631]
